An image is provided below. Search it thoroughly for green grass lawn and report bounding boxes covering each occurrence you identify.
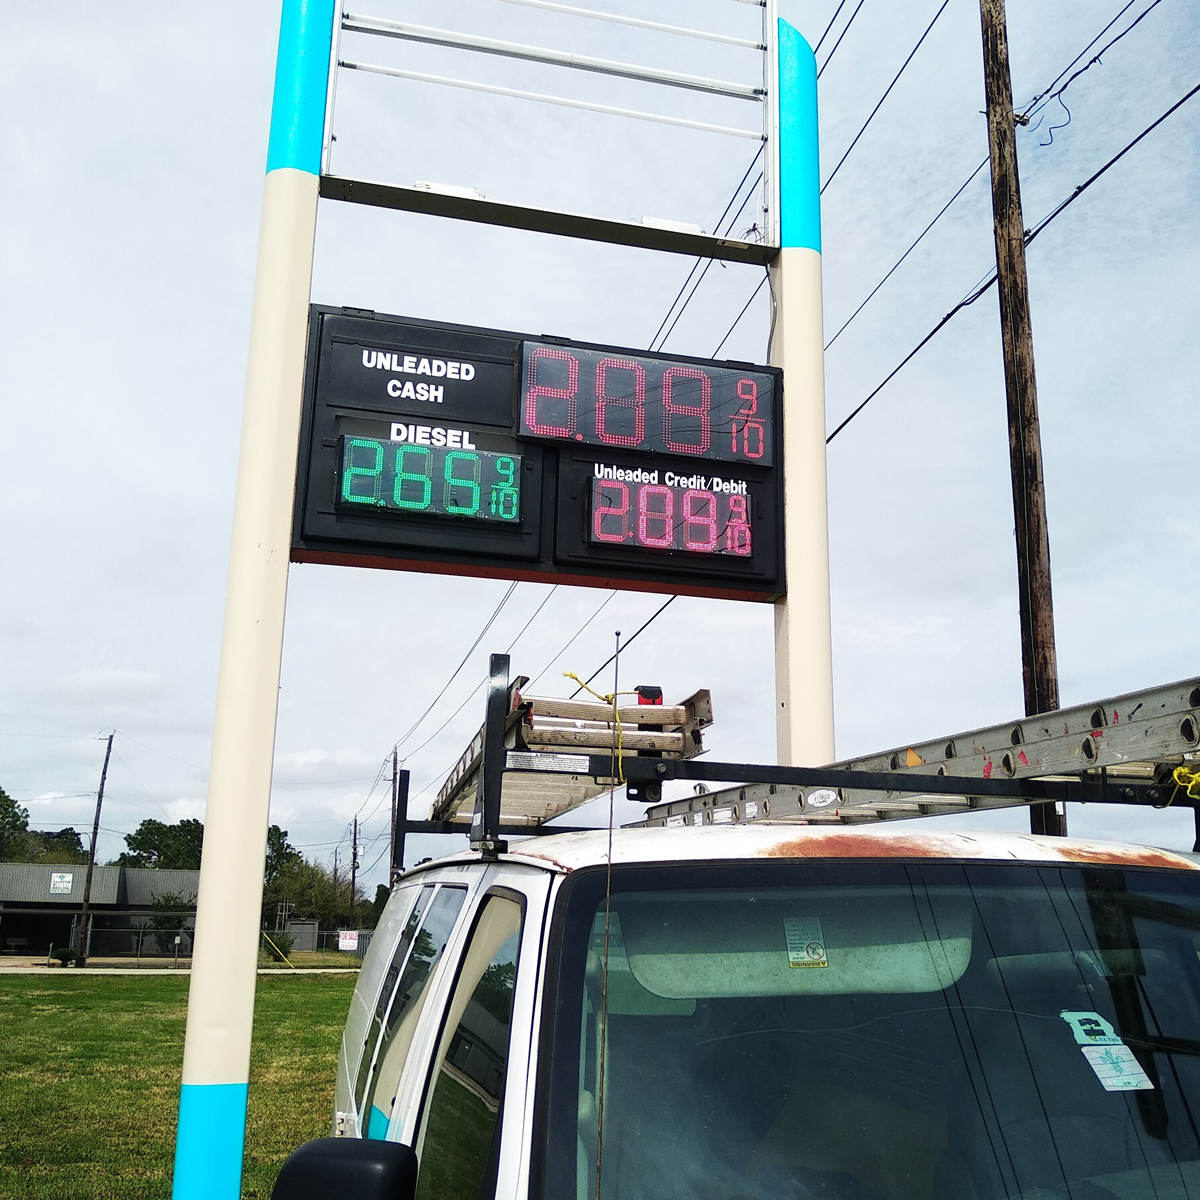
[0,972,356,1199]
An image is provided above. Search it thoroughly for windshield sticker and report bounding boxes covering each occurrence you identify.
[1080,1045,1155,1092]
[784,917,828,968]
[1060,1012,1154,1091]
[1060,1011,1121,1046]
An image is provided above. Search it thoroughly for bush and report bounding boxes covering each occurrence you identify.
[50,946,77,967]
[264,931,294,962]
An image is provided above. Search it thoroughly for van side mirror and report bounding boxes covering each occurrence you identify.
[271,1137,418,1199]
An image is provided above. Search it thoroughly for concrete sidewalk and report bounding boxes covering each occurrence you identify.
[0,957,356,975]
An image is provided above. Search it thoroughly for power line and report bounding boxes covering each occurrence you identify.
[654,178,763,353]
[525,591,618,690]
[568,595,678,697]
[825,77,1200,443]
[821,0,950,194]
[711,274,768,358]
[1034,0,1167,146]
[821,0,1170,356]
[825,158,990,352]
[815,0,851,55]
[1022,0,1139,109]
[652,148,763,350]
[817,0,866,79]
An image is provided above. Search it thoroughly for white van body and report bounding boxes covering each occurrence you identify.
[296,823,1200,1200]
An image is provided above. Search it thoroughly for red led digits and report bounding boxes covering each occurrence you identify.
[726,494,752,555]
[683,489,718,552]
[731,379,766,460]
[662,366,712,456]
[594,358,646,447]
[638,485,675,549]
[592,481,631,543]
[520,341,772,465]
[524,346,579,438]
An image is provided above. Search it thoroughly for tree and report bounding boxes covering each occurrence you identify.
[265,824,302,885]
[146,889,195,953]
[369,883,390,928]
[115,818,205,870]
[23,827,87,865]
[0,787,30,860]
[261,855,366,930]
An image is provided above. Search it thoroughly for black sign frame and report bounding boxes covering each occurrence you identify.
[291,306,785,601]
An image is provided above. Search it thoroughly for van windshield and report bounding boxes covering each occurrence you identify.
[538,859,1200,1200]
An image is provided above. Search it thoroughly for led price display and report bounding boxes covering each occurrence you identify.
[520,340,775,466]
[590,478,752,557]
[338,437,521,524]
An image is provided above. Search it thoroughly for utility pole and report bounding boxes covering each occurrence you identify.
[76,732,114,966]
[349,817,358,928]
[391,768,409,886]
[979,0,1065,837]
[389,751,398,888]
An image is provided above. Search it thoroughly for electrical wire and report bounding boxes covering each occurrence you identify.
[525,591,619,690]
[822,0,951,194]
[647,145,765,352]
[1036,0,1167,146]
[712,274,768,358]
[824,158,990,352]
[825,76,1200,443]
[817,0,866,79]
[568,595,677,697]
[821,0,1172,356]
[815,0,851,55]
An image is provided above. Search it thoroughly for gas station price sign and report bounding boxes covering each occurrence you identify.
[292,307,784,601]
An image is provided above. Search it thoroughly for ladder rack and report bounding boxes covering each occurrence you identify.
[640,676,1200,830]
[397,658,1200,864]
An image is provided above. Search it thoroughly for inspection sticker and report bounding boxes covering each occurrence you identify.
[1060,1011,1154,1091]
[784,917,828,968]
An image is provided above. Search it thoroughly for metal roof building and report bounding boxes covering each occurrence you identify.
[0,861,199,956]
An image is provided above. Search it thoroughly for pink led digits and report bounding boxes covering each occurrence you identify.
[662,366,712,456]
[683,490,718,552]
[732,379,766,460]
[594,358,646,447]
[592,481,631,543]
[726,494,752,555]
[523,346,579,438]
[637,485,675,549]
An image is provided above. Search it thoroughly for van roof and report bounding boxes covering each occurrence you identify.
[400,824,1200,878]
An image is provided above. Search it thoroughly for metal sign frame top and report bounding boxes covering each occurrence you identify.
[321,0,786,261]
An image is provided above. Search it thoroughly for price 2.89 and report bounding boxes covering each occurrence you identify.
[589,480,752,557]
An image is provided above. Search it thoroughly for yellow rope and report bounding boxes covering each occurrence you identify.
[1170,765,1200,805]
[562,674,640,784]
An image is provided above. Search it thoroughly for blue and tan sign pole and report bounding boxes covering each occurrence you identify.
[770,21,836,767]
[171,3,335,1197]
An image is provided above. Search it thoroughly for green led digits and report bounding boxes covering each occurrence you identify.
[395,446,433,510]
[341,437,384,505]
[443,451,481,516]
[490,457,519,520]
[337,436,521,524]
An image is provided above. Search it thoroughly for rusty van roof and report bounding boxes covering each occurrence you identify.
[403,824,1200,877]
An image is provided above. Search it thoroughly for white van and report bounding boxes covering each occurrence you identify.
[272,822,1200,1200]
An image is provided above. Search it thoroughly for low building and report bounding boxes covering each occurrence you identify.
[0,862,199,956]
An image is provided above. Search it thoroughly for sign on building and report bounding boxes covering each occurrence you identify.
[49,872,74,895]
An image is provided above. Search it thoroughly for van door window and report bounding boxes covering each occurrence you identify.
[415,894,523,1200]
[353,884,430,1114]
[362,884,467,1139]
